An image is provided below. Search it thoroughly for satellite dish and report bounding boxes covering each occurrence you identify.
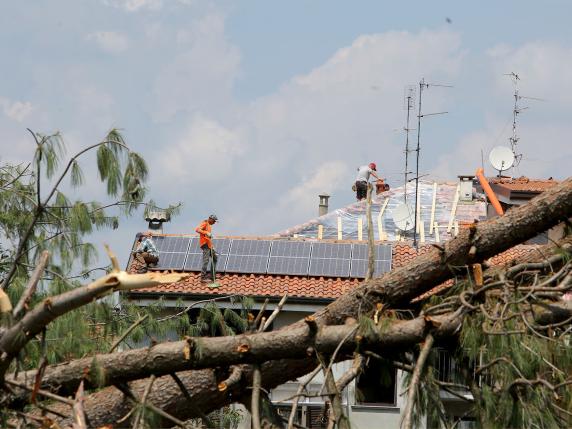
[489,146,515,174]
[392,203,415,231]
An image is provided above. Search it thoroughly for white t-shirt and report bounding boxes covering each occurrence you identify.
[356,165,374,182]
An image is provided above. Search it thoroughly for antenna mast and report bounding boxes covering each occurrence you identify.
[508,72,523,167]
[412,78,451,248]
[403,85,416,203]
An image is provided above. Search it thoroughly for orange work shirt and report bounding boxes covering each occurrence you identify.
[196,220,213,248]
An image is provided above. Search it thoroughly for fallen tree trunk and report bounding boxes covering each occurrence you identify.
[10,177,572,426]
[11,314,461,397]
[35,297,572,428]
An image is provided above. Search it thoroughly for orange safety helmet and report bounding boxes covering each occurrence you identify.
[369,162,377,171]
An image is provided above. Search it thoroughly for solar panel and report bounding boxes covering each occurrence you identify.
[149,237,191,270]
[351,244,392,261]
[268,257,309,275]
[155,252,187,270]
[230,240,272,256]
[311,243,352,259]
[267,241,311,275]
[270,241,312,258]
[153,236,191,253]
[350,244,392,278]
[225,254,269,274]
[308,243,352,277]
[308,258,350,277]
[224,240,271,274]
[349,260,392,278]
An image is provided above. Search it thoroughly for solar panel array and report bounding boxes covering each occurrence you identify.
[146,236,391,278]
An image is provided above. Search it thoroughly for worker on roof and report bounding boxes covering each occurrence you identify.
[196,214,218,283]
[133,232,159,273]
[354,162,381,200]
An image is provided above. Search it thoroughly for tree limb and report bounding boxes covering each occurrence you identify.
[13,250,50,319]
[402,333,434,429]
[0,269,189,380]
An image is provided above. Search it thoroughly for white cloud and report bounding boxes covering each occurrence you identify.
[157,114,244,184]
[293,30,463,92]
[101,0,163,12]
[488,41,572,107]
[87,31,130,54]
[152,13,240,122]
[101,0,192,12]
[0,97,33,122]
[276,161,350,220]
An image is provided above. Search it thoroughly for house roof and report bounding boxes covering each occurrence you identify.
[275,180,487,243]
[489,177,559,204]
[125,239,540,302]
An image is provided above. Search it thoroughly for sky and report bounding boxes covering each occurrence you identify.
[1,0,571,268]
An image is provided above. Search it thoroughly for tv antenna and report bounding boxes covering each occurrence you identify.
[412,78,452,247]
[504,72,545,168]
[402,85,416,203]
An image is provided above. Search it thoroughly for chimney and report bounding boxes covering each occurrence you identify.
[318,194,330,217]
[145,209,170,233]
[458,175,475,202]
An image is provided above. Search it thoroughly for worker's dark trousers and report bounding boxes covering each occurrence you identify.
[201,245,217,279]
[355,181,368,200]
[135,252,158,267]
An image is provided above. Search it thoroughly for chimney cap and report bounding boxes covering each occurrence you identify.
[145,209,170,223]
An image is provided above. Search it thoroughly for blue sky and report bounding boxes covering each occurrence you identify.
[1,0,571,268]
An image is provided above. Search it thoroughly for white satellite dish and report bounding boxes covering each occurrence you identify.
[489,146,515,174]
[392,203,415,231]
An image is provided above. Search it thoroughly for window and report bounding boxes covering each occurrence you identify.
[274,405,328,429]
[307,405,329,429]
[355,360,397,406]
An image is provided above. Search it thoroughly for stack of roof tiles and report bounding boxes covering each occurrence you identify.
[489,176,559,193]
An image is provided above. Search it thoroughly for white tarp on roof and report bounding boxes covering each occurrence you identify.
[275,180,487,244]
